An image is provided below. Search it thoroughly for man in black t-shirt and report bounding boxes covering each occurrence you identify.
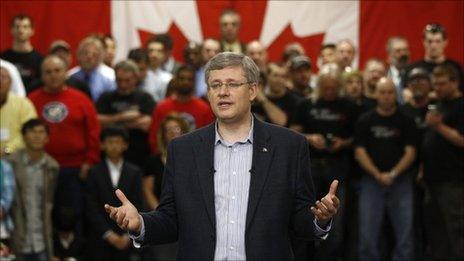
[0,14,43,93]
[96,60,156,168]
[404,23,464,93]
[252,63,303,127]
[291,70,357,261]
[421,65,464,261]
[354,77,417,261]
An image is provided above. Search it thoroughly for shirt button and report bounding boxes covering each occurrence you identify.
[231,196,236,200]
[230,220,235,224]
[233,148,237,152]
[232,171,236,175]
[230,246,235,250]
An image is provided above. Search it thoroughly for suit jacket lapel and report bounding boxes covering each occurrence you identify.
[246,118,275,230]
[102,162,116,193]
[193,124,216,231]
[117,162,129,191]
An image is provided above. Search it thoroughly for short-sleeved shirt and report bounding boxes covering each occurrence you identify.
[422,97,464,183]
[1,49,43,93]
[354,109,417,172]
[97,89,156,168]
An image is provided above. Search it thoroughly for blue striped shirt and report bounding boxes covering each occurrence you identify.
[213,121,254,260]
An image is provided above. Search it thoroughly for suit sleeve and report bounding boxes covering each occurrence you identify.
[140,140,179,245]
[85,167,111,238]
[291,135,316,239]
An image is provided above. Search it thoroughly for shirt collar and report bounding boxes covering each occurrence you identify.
[105,158,123,170]
[214,117,254,146]
[22,152,46,166]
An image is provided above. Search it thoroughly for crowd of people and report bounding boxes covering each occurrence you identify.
[0,9,463,261]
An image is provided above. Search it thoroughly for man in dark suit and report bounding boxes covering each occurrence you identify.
[105,52,339,260]
[86,127,144,260]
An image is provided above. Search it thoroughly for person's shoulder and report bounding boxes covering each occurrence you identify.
[27,88,45,99]
[44,153,59,170]
[444,59,463,69]
[0,49,14,58]
[98,64,115,80]
[66,87,93,101]
[67,66,81,77]
[192,97,210,107]
[258,119,305,142]
[123,160,142,174]
[155,97,174,108]
[154,69,173,81]
[171,122,214,146]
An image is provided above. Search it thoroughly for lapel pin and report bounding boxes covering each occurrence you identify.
[262,147,268,152]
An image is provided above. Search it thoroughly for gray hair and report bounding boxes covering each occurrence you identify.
[204,52,259,86]
[312,68,343,102]
[385,36,408,54]
[114,59,140,76]
[77,36,104,62]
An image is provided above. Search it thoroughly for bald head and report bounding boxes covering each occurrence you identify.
[245,40,267,69]
[41,55,68,92]
[201,38,220,63]
[376,77,397,110]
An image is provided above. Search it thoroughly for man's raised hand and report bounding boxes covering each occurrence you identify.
[310,180,340,227]
[105,189,142,234]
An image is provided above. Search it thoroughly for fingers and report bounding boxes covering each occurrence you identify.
[328,180,339,196]
[116,211,127,227]
[121,218,129,231]
[105,204,118,220]
[115,189,129,205]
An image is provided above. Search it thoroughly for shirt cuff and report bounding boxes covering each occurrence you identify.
[129,214,145,248]
[313,218,332,240]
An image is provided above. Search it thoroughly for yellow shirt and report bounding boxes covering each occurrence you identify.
[0,93,37,154]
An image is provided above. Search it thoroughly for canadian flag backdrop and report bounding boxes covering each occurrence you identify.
[1,1,463,72]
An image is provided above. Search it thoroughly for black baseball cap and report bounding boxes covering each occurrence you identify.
[290,55,311,71]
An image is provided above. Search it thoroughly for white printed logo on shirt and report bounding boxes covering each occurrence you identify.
[42,102,69,123]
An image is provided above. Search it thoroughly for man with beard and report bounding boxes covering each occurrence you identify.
[421,65,463,261]
[386,37,410,104]
[96,60,156,169]
[148,65,214,153]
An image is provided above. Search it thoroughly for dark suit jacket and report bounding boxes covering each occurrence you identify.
[140,117,317,260]
[85,160,145,239]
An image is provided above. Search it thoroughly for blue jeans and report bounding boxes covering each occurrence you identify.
[358,173,414,261]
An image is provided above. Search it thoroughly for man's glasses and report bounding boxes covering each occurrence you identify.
[208,82,251,91]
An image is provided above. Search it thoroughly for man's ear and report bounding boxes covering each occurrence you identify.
[249,83,258,102]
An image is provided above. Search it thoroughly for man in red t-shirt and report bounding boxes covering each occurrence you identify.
[28,55,100,235]
[149,65,214,152]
